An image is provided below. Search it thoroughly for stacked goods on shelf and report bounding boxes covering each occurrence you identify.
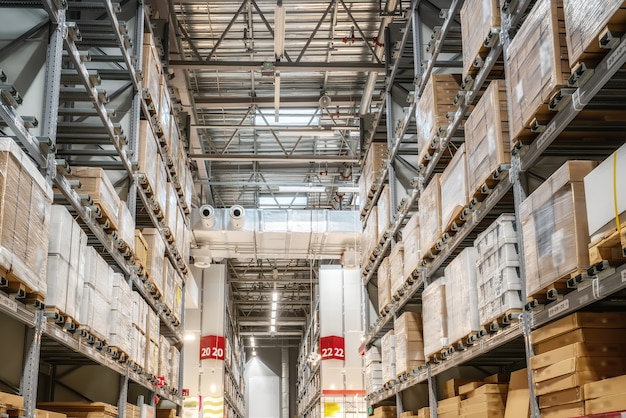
[505,0,569,142]
[116,202,135,254]
[583,374,626,415]
[520,161,597,300]
[159,83,171,147]
[36,410,66,418]
[464,80,510,198]
[377,257,391,313]
[0,392,23,417]
[377,185,391,241]
[170,345,181,388]
[137,121,160,204]
[0,138,52,295]
[563,0,626,69]
[416,407,430,418]
[155,157,169,219]
[416,74,460,166]
[125,403,140,418]
[460,0,500,79]
[142,33,163,114]
[389,243,404,297]
[142,228,166,298]
[400,411,419,418]
[364,346,383,394]
[360,206,379,268]
[444,247,479,345]
[131,292,149,369]
[381,330,396,385]
[419,174,442,260]
[373,406,397,418]
[440,144,469,232]
[156,409,176,418]
[359,142,387,212]
[145,306,161,377]
[584,143,626,264]
[164,259,183,322]
[529,312,626,417]
[163,183,178,243]
[68,167,121,232]
[159,335,172,385]
[47,206,87,320]
[80,246,114,342]
[445,378,484,399]
[474,214,523,326]
[37,402,117,418]
[437,396,462,418]
[459,381,509,418]
[503,369,530,418]
[422,278,447,359]
[402,213,420,280]
[109,274,133,356]
[134,230,149,270]
[394,311,425,376]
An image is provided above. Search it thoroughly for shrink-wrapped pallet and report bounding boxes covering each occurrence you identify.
[117,202,135,253]
[475,214,523,325]
[142,228,166,297]
[170,346,180,387]
[79,285,110,342]
[419,174,442,259]
[422,278,447,358]
[158,335,172,383]
[365,345,382,366]
[403,213,421,279]
[395,312,425,375]
[0,138,52,294]
[444,248,480,344]
[361,206,379,267]
[520,161,596,298]
[137,120,159,197]
[365,362,383,394]
[155,157,168,218]
[131,326,146,369]
[145,339,160,377]
[377,257,391,314]
[440,144,469,231]
[389,243,404,297]
[159,83,171,149]
[465,80,511,196]
[167,114,180,166]
[460,0,501,78]
[163,183,178,239]
[505,0,570,142]
[183,163,194,213]
[109,274,133,354]
[83,246,113,303]
[359,143,388,212]
[142,33,163,112]
[175,205,187,260]
[377,185,391,241]
[381,330,396,384]
[584,142,626,243]
[416,74,460,165]
[163,259,181,317]
[147,306,160,344]
[132,291,148,333]
[563,0,626,68]
[68,167,121,231]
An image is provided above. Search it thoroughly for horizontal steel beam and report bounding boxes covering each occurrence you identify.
[230,278,316,284]
[240,331,303,336]
[169,60,384,72]
[239,319,306,326]
[191,125,353,130]
[190,154,360,163]
[194,95,362,109]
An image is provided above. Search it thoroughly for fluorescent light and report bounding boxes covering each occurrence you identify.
[252,349,257,356]
[274,72,280,122]
[271,311,276,319]
[272,291,279,301]
[184,333,196,341]
[250,336,255,347]
[277,129,336,137]
[274,5,286,59]
[278,186,326,193]
[271,302,277,310]
[270,325,276,333]
[337,186,359,193]
[271,317,276,325]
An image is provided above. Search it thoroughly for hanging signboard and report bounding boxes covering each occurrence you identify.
[320,335,346,360]
[199,335,226,360]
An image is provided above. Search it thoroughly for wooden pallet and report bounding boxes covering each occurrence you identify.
[76,325,107,349]
[0,249,44,305]
[0,404,25,418]
[108,346,129,364]
[569,17,626,77]
[481,309,523,333]
[469,165,510,201]
[589,223,626,266]
[37,402,118,418]
[464,27,502,78]
[44,307,79,331]
[526,268,589,307]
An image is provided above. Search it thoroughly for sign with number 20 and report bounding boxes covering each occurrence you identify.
[199,335,226,360]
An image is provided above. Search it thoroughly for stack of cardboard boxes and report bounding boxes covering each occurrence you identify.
[422,278,447,359]
[373,406,397,418]
[394,312,425,376]
[444,247,480,345]
[381,330,396,385]
[365,346,383,394]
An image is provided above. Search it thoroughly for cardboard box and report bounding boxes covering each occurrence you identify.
[504,369,530,418]
[440,144,469,231]
[540,401,585,418]
[422,278,448,358]
[530,342,626,369]
[361,206,378,266]
[137,120,159,199]
[444,247,480,344]
[539,387,584,409]
[563,0,626,68]
[459,382,484,396]
[417,407,431,418]
[585,391,626,415]
[68,167,121,231]
[416,74,460,165]
[438,396,462,414]
[530,312,626,345]
[142,228,166,297]
[377,256,391,314]
[403,213,421,278]
[142,33,163,110]
[460,0,500,78]
[359,142,387,212]
[0,392,24,408]
[535,371,600,396]
[378,185,391,241]
[445,379,480,398]
[389,243,405,297]
[505,0,570,142]
[533,328,625,355]
[533,357,626,384]
[419,174,442,258]
[520,161,597,297]
[584,374,626,400]
[134,230,149,268]
[465,80,510,196]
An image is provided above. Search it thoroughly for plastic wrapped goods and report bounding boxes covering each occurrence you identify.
[419,174,442,259]
[422,278,447,358]
[440,144,468,231]
[520,161,596,298]
[377,257,391,314]
[505,0,569,142]
[402,213,421,279]
[159,335,172,383]
[68,167,121,231]
[0,137,52,294]
[394,312,424,375]
[377,185,391,241]
[359,143,387,212]
[444,248,479,343]
[563,0,626,68]
[170,346,180,388]
[137,121,159,196]
[381,330,396,385]
[360,206,378,268]
[142,228,166,297]
[460,0,501,78]
[389,244,405,297]
[465,80,511,196]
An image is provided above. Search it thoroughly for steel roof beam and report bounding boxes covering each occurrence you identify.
[169,60,384,72]
[190,154,359,163]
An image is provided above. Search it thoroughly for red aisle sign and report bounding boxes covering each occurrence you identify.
[320,335,345,360]
[199,335,226,360]
[181,389,190,397]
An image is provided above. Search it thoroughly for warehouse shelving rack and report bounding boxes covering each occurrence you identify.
[223,294,245,418]
[0,1,194,416]
[296,296,321,418]
[360,0,626,417]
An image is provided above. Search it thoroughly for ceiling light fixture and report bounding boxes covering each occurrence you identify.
[272,291,279,301]
[276,129,336,137]
[337,186,359,193]
[278,185,326,193]
[271,301,277,310]
[274,3,286,60]
[270,325,276,333]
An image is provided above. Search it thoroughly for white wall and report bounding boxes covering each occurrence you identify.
[244,357,280,418]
